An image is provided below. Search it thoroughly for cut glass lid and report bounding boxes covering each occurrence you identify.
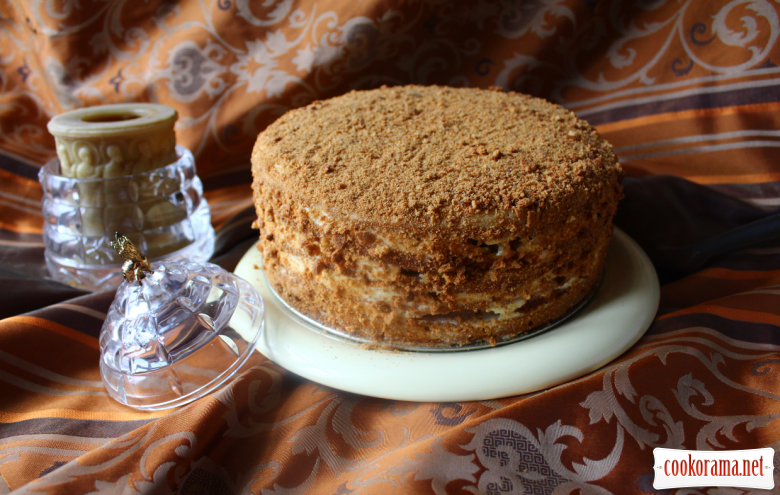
[99,234,264,410]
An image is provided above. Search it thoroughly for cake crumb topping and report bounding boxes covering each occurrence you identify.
[252,85,620,240]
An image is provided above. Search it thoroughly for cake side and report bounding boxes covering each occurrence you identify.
[251,85,622,346]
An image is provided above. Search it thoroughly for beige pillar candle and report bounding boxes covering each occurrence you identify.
[47,103,178,179]
[46,104,189,257]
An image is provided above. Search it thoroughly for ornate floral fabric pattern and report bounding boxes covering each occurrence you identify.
[1,0,780,493]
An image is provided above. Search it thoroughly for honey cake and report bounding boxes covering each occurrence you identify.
[251,85,622,347]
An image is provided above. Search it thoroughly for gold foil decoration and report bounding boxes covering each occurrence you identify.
[111,232,153,283]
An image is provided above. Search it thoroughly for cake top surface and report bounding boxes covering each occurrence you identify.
[252,85,621,239]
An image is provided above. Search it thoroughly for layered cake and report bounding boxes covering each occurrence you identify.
[251,85,622,347]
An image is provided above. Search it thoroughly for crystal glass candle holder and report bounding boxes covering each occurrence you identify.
[39,145,215,291]
[99,261,264,410]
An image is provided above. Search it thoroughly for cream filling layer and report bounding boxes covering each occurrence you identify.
[298,205,550,261]
[276,249,593,321]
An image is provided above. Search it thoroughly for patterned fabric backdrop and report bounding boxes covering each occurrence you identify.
[1,0,780,493]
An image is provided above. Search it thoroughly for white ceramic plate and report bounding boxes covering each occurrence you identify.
[234,228,659,402]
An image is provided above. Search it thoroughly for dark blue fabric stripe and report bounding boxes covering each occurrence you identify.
[0,227,43,243]
[709,181,780,200]
[24,290,114,337]
[0,152,41,181]
[648,312,780,345]
[581,84,780,125]
[0,417,155,439]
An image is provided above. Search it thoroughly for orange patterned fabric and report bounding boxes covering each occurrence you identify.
[2,0,780,493]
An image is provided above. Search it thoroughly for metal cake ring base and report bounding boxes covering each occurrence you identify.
[262,269,601,353]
